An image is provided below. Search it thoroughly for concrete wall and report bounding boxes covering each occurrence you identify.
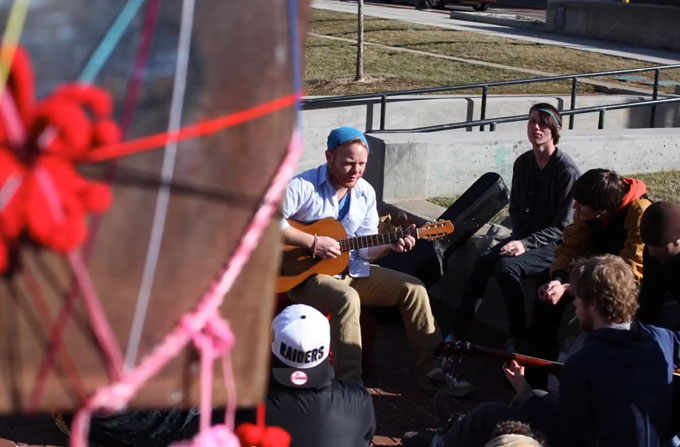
[300,94,680,174]
[546,0,680,51]
[365,128,680,201]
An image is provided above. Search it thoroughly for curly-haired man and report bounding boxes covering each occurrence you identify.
[506,254,680,447]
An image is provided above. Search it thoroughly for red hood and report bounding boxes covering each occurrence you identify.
[602,178,646,224]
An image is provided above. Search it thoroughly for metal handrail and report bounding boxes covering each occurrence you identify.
[370,96,680,133]
[302,64,680,131]
[302,64,680,105]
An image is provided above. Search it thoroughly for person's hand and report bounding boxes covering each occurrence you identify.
[499,240,526,257]
[313,235,341,259]
[538,280,569,305]
[391,224,416,253]
[503,360,531,395]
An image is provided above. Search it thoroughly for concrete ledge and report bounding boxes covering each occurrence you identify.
[301,94,680,175]
[449,10,544,30]
[380,199,446,226]
[546,0,680,51]
[367,127,680,201]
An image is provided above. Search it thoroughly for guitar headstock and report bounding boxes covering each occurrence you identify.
[417,220,454,241]
[434,340,472,358]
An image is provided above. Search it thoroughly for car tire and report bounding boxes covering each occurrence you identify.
[472,3,490,11]
[415,0,448,9]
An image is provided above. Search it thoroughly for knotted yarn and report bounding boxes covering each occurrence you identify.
[0,44,120,273]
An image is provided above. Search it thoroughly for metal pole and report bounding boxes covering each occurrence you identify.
[490,122,496,132]
[569,77,577,130]
[380,95,386,131]
[598,109,606,129]
[649,68,660,128]
[480,86,488,132]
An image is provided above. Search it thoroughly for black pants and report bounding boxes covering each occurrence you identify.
[526,270,570,388]
[454,241,556,340]
[441,390,558,447]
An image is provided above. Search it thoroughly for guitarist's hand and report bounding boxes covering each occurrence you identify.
[539,280,569,305]
[390,224,416,253]
[503,360,532,395]
[314,236,341,259]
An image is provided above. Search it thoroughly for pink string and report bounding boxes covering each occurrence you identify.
[33,167,124,380]
[29,274,85,406]
[0,90,26,146]
[0,171,21,212]
[69,130,302,447]
[0,87,24,211]
[21,268,89,409]
[66,250,124,379]
[180,315,235,434]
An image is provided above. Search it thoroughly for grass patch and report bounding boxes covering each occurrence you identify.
[427,170,680,213]
[307,9,680,95]
[305,36,584,95]
[630,171,680,204]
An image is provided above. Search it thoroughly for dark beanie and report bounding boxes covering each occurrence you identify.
[640,201,680,246]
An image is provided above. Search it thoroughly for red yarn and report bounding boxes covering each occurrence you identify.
[236,424,291,447]
[0,45,121,272]
[235,402,291,447]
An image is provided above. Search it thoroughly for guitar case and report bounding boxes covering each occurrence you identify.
[377,172,510,288]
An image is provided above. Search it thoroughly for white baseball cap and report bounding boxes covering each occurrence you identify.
[271,304,334,388]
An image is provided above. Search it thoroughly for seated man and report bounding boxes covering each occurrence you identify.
[266,304,375,447]
[427,255,679,447]
[403,398,551,447]
[452,103,579,350]
[282,126,473,394]
[508,255,680,447]
[529,168,651,367]
[638,201,680,329]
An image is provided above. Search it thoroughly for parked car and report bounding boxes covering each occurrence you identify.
[415,0,493,11]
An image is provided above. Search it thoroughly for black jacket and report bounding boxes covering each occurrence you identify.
[509,149,580,250]
[559,323,680,447]
[638,250,680,324]
[266,377,375,447]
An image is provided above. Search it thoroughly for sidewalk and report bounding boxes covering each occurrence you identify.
[312,0,680,64]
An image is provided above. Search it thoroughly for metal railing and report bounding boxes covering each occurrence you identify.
[369,96,680,133]
[302,64,680,131]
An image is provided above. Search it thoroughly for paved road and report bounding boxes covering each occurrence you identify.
[364,0,546,20]
[313,0,680,64]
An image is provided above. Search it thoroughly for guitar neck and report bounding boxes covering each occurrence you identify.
[438,341,680,378]
[472,344,564,369]
[338,228,418,252]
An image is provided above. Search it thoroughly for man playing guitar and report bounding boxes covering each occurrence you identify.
[280,126,474,395]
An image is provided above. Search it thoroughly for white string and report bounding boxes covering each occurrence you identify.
[125,0,195,370]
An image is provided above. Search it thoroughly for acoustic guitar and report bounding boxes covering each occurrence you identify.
[276,217,454,293]
[435,340,680,378]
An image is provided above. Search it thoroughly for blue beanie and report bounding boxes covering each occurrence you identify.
[326,127,368,151]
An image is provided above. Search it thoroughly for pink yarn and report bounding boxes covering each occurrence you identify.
[69,131,303,447]
[171,424,240,447]
[0,89,26,146]
[35,156,125,382]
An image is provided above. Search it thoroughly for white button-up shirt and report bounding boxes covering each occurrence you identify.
[281,164,379,277]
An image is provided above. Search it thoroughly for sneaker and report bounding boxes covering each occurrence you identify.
[444,332,457,343]
[402,430,444,447]
[402,430,436,447]
[434,391,464,430]
[418,367,476,397]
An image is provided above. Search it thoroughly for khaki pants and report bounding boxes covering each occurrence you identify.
[288,265,442,382]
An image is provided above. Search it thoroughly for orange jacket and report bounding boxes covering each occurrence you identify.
[551,179,651,283]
